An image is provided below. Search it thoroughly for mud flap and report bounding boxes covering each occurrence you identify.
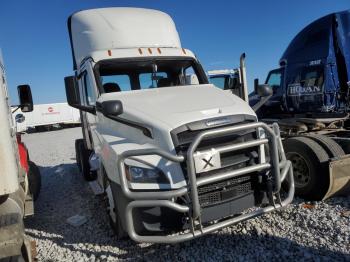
[323,154,350,200]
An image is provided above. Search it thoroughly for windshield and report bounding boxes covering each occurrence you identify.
[96,58,208,93]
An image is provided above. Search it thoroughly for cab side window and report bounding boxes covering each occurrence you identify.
[266,71,282,89]
[302,67,324,88]
[83,73,96,105]
[289,66,324,88]
[210,76,226,89]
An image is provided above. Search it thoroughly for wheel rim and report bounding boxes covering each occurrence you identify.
[287,152,311,188]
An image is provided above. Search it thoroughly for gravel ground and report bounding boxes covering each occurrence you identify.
[23,127,350,261]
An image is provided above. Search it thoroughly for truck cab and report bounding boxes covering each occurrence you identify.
[252,10,350,117]
[65,8,294,243]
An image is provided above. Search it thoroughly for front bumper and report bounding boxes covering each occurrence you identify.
[117,122,294,243]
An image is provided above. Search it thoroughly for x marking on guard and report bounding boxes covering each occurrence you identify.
[203,156,214,169]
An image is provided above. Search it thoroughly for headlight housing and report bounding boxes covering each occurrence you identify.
[257,127,266,139]
[125,165,169,184]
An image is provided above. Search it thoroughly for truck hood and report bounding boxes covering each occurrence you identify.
[99,84,256,130]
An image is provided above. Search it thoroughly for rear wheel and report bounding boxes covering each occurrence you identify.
[283,136,329,200]
[304,134,345,157]
[76,140,96,181]
[28,161,41,201]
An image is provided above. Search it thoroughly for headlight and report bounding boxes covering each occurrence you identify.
[258,127,266,139]
[125,165,169,184]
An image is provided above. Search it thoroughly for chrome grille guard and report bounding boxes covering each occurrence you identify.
[117,122,294,243]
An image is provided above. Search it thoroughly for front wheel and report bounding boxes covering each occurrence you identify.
[283,136,329,200]
[76,140,96,181]
[106,185,128,240]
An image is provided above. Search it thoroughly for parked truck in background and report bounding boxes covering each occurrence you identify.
[0,53,39,261]
[64,7,294,243]
[210,10,350,201]
[13,102,80,132]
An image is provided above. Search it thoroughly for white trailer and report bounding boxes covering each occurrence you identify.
[65,8,294,243]
[13,102,80,132]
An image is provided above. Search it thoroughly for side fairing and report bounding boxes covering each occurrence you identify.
[335,11,350,83]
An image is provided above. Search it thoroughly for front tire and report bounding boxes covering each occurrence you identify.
[76,140,96,181]
[106,184,128,240]
[283,136,329,200]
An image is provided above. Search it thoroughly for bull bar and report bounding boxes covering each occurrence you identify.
[117,122,295,243]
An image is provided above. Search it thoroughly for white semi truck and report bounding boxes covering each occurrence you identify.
[0,54,36,261]
[64,7,294,243]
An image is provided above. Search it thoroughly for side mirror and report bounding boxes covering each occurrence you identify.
[229,76,239,90]
[254,78,272,97]
[257,84,273,97]
[17,85,33,112]
[99,100,123,117]
[64,76,95,114]
[64,76,80,107]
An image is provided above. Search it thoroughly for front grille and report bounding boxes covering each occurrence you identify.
[176,130,255,153]
[198,176,250,194]
[175,130,259,178]
[198,176,253,207]
[170,118,260,207]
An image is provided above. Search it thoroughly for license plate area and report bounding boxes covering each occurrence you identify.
[193,149,221,173]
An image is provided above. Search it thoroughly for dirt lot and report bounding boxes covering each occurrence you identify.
[23,127,350,261]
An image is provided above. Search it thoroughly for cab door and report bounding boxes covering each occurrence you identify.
[78,61,99,151]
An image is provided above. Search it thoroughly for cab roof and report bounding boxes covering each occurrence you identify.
[68,8,182,70]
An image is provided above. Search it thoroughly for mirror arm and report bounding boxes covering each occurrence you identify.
[84,105,96,115]
[252,94,273,112]
[11,105,20,113]
[72,104,96,115]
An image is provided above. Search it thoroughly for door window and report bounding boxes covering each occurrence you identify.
[83,73,96,105]
[287,65,324,96]
[210,76,227,89]
[266,70,282,88]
